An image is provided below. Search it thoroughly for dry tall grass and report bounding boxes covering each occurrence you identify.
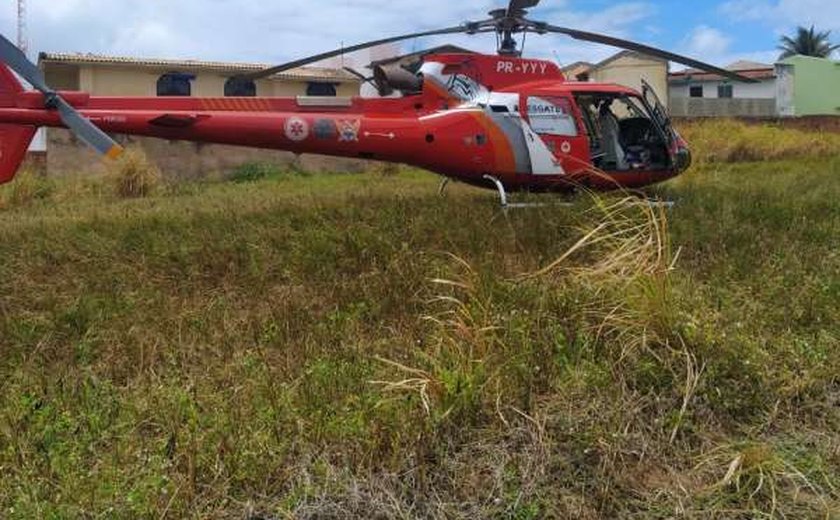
[678,119,840,164]
[109,147,161,198]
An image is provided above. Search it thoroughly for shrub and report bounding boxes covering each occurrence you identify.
[110,147,161,198]
[229,162,283,183]
[228,161,312,183]
[0,168,54,209]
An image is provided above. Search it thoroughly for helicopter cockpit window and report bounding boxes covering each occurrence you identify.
[527,97,578,137]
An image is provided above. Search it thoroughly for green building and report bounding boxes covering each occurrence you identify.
[776,55,840,117]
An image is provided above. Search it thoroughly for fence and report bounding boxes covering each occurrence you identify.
[670,98,777,118]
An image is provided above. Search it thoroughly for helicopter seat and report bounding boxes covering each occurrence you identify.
[598,104,628,170]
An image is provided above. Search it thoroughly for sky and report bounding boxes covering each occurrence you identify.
[0,0,838,72]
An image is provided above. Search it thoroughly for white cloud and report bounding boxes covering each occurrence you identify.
[674,25,782,68]
[680,25,733,58]
[0,0,658,69]
[720,0,840,31]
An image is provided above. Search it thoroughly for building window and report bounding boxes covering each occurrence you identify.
[717,84,733,98]
[689,85,703,98]
[157,72,195,97]
[225,77,257,97]
[306,82,337,97]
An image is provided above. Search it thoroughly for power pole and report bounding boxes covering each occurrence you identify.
[17,0,28,57]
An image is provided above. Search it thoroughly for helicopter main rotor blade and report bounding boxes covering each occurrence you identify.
[342,66,371,82]
[542,25,758,83]
[0,33,124,158]
[241,26,466,81]
[509,0,541,14]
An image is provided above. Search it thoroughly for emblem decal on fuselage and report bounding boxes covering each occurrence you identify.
[338,119,361,142]
[313,119,338,140]
[284,117,310,142]
[446,74,480,101]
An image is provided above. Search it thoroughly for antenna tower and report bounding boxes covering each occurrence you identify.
[17,0,28,57]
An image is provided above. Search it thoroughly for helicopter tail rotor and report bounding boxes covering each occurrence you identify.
[0,34,124,160]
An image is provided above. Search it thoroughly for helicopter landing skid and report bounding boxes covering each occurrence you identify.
[439,177,450,196]
[483,174,509,207]
[482,174,576,209]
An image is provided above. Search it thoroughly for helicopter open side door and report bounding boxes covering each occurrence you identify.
[523,95,590,175]
[640,79,675,146]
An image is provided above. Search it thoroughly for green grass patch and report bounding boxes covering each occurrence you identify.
[0,134,838,517]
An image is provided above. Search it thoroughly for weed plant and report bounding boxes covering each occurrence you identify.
[110,147,161,198]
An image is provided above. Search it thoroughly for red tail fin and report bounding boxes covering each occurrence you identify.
[0,64,36,184]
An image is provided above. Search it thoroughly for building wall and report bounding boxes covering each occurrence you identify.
[670,97,777,118]
[46,130,370,179]
[44,63,80,90]
[591,54,669,107]
[670,79,776,100]
[38,61,363,177]
[778,56,840,116]
[69,64,359,98]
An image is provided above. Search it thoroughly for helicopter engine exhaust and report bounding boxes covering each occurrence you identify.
[372,65,423,96]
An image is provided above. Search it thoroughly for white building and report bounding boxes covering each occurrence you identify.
[668,61,777,117]
[669,60,776,100]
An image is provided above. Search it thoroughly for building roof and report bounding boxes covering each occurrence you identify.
[778,54,840,66]
[727,60,773,71]
[561,61,594,78]
[369,45,477,67]
[562,51,666,80]
[595,50,668,68]
[38,52,359,83]
[669,60,776,82]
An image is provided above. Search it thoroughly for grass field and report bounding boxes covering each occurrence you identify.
[1,121,839,518]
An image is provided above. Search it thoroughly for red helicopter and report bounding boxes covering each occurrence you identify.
[0,0,753,201]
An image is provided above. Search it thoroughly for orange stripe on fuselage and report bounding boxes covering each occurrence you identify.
[424,78,461,106]
[199,97,275,112]
[466,111,517,174]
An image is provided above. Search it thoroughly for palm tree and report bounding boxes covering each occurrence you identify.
[778,26,839,60]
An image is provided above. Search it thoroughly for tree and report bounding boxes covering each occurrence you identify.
[778,26,839,60]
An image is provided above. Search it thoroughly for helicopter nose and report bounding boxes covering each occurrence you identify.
[674,146,692,173]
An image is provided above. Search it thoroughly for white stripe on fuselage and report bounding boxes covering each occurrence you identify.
[519,119,565,175]
[418,108,484,121]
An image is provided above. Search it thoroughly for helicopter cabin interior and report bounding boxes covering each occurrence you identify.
[526,91,673,172]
